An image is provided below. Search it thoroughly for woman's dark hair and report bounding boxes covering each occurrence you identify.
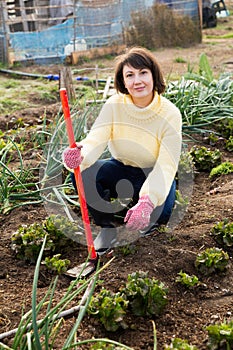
[114,47,166,95]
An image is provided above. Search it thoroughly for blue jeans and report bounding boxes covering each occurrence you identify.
[71,158,176,227]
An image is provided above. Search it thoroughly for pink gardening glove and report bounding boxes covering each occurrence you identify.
[62,143,83,169]
[124,195,154,231]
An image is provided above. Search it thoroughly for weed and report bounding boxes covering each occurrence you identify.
[0,98,27,113]
[0,76,58,114]
[0,138,6,150]
[79,55,91,63]
[3,80,18,88]
[36,84,59,102]
[168,235,177,242]
[165,337,198,349]
[205,33,233,39]
[116,244,137,256]
[125,3,201,49]
[175,57,187,63]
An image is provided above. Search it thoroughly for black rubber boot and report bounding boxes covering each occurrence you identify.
[88,190,118,254]
[94,227,118,255]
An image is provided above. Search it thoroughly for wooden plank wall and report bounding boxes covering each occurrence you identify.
[34,0,50,30]
[3,0,50,32]
[3,0,119,34]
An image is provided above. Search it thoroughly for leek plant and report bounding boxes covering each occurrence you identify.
[0,102,101,215]
[0,237,133,350]
[0,138,42,214]
[39,102,102,219]
[165,54,233,138]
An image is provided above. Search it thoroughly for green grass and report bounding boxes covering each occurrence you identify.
[0,98,27,113]
[205,33,233,39]
[174,57,187,63]
[0,76,59,114]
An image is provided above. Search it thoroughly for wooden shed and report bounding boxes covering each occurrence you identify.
[1,0,51,33]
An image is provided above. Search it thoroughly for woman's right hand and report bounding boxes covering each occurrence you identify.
[62,143,83,169]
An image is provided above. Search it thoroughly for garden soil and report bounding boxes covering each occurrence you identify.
[0,12,233,350]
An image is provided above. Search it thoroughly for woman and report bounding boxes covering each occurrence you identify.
[63,47,182,253]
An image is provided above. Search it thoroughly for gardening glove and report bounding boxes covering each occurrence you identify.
[124,195,154,231]
[62,143,83,169]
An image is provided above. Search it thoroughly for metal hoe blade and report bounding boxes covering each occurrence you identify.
[65,259,98,278]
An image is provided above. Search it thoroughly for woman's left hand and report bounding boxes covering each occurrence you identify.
[124,195,154,231]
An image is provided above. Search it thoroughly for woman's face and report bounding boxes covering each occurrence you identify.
[123,64,154,107]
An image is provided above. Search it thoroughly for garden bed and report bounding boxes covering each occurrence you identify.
[0,13,233,349]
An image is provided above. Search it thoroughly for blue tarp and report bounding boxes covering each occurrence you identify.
[10,19,75,61]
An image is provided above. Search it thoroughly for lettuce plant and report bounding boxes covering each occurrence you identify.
[88,288,128,332]
[209,161,233,178]
[206,319,233,350]
[195,247,229,275]
[189,146,221,172]
[88,271,168,332]
[211,220,233,247]
[176,271,200,288]
[43,254,70,274]
[215,117,233,139]
[11,215,76,263]
[225,136,233,152]
[123,271,168,317]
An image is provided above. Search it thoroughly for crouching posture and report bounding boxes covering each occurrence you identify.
[63,47,182,253]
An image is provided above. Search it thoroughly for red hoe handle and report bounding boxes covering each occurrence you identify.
[60,88,97,261]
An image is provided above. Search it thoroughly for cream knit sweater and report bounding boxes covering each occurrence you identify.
[80,92,182,207]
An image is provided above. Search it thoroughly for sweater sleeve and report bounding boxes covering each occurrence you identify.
[139,106,182,207]
[79,101,113,171]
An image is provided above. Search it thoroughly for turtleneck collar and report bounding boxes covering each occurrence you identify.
[121,92,163,122]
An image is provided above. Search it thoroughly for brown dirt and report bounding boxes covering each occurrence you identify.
[0,13,233,350]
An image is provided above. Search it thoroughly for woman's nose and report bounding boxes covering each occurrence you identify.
[134,74,141,83]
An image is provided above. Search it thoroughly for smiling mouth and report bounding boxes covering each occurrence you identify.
[135,87,145,91]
